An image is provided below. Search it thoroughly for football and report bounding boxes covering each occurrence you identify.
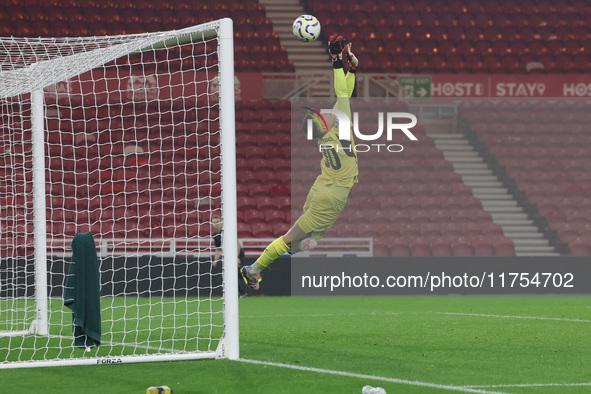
[292,15,321,42]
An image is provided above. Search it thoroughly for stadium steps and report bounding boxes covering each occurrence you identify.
[259,0,330,96]
[432,133,559,256]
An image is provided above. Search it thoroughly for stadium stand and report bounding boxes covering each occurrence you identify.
[21,0,591,256]
[0,0,294,72]
[460,101,591,255]
[3,0,591,74]
[305,0,591,74]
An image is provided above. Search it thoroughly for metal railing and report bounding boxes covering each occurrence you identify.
[263,72,402,99]
[241,237,373,258]
[45,237,374,258]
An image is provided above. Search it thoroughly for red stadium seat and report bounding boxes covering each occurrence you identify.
[419,222,441,237]
[248,184,269,197]
[238,222,253,238]
[270,184,290,197]
[357,223,381,238]
[366,209,394,225]
[492,236,515,256]
[275,196,292,211]
[419,195,440,210]
[568,237,591,256]
[256,196,275,211]
[387,222,410,237]
[409,210,431,224]
[251,222,274,238]
[388,237,410,257]
[480,222,504,237]
[399,196,421,211]
[557,223,579,243]
[471,236,494,256]
[438,222,463,237]
[429,209,452,223]
[450,236,473,256]
[388,210,411,224]
[347,209,370,224]
[462,222,483,237]
[336,223,358,238]
[409,236,431,257]
[264,210,286,225]
[430,236,453,257]
[243,209,266,225]
[373,244,390,257]
[578,223,591,237]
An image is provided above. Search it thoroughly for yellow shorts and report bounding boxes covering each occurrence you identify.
[296,181,351,240]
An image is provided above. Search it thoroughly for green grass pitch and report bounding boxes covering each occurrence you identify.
[2,296,591,393]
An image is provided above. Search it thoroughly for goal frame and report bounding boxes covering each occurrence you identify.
[0,17,239,368]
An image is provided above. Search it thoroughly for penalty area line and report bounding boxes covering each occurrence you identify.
[433,312,591,323]
[466,383,591,389]
[240,312,399,319]
[237,358,510,394]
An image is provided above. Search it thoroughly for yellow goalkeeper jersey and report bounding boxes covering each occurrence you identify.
[315,68,359,188]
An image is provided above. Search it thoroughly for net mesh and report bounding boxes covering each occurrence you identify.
[0,21,229,365]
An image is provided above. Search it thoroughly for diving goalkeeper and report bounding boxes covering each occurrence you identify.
[241,36,359,290]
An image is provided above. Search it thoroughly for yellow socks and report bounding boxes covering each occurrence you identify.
[249,237,289,275]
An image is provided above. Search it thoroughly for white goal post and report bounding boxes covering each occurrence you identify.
[0,18,238,367]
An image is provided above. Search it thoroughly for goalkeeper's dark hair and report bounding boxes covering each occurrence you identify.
[303,114,323,139]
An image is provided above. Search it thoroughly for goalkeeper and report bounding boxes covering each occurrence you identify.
[242,36,359,290]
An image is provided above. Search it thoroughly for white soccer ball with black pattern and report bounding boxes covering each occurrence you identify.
[292,15,321,42]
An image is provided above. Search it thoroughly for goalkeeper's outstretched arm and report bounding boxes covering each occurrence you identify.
[328,35,359,140]
[344,43,358,97]
[328,37,359,98]
[328,35,349,98]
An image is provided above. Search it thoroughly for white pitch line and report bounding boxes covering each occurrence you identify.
[241,312,399,318]
[237,358,511,394]
[242,311,590,323]
[433,312,591,323]
[466,383,591,388]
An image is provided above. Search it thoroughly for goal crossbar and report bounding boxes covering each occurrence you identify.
[0,20,222,99]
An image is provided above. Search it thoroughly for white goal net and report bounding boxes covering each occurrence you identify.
[0,18,239,367]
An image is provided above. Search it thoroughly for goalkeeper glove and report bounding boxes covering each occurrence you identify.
[328,35,345,68]
[344,42,359,73]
